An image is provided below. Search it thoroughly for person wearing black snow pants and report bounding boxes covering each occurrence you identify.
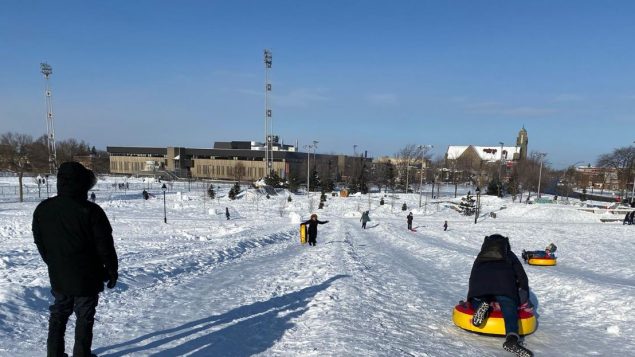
[407,212,413,230]
[33,162,119,357]
[467,234,533,357]
[360,211,370,229]
[302,213,329,246]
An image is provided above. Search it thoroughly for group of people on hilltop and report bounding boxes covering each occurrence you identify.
[33,162,532,357]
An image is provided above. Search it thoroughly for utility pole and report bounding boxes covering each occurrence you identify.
[41,63,57,174]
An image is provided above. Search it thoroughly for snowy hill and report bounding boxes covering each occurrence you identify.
[0,177,634,356]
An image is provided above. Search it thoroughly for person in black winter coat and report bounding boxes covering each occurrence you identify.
[33,162,119,357]
[407,212,413,230]
[467,234,532,356]
[302,213,329,246]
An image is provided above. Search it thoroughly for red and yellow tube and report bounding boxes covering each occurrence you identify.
[452,303,537,336]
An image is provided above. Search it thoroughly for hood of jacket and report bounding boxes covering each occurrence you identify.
[475,234,510,262]
[56,161,96,199]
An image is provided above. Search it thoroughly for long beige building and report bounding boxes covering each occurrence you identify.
[107,141,369,182]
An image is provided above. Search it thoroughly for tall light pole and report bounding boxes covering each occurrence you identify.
[418,145,433,208]
[264,49,273,177]
[304,144,314,193]
[536,152,547,198]
[41,62,57,174]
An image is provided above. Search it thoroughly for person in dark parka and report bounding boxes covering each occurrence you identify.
[467,234,532,356]
[360,211,370,229]
[33,162,118,357]
[302,213,329,246]
[407,212,413,230]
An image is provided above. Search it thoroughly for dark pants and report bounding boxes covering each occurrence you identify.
[308,234,317,246]
[470,295,519,336]
[407,222,412,230]
[362,222,367,229]
[48,290,99,357]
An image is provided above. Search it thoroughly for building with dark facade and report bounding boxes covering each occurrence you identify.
[107,140,370,183]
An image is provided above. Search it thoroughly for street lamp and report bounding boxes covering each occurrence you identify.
[536,153,547,198]
[161,183,167,223]
[474,187,481,224]
[303,144,314,193]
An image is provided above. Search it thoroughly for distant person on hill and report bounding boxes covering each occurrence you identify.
[444,220,448,231]
[467,234,532,356]
[142,189,149,200]
[407,212,414,230]
[360,210,370,229]
[90,192,96,203]
[301,213,329,246]
[32,162,118,357]
[225,207,230,220]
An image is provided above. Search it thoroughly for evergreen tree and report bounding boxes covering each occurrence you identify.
[207,184,215,199]
[228,182,241,200]
[458,192,476,216]
[264,172,285,188]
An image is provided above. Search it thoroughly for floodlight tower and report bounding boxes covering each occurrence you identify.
[264,49,273,176]
[41,62,57,174]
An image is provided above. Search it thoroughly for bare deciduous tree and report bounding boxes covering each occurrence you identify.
[597,146,635,196]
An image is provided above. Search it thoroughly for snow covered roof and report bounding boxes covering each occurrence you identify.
[446,146,469,160]
[447,145,520,162]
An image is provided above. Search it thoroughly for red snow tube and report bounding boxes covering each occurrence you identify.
[452,301,537,336]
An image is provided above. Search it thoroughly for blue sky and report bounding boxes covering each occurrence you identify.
[1,0,634,168]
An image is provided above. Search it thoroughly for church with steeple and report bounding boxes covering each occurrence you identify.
[516,126,528,160]
[444,127,529,183]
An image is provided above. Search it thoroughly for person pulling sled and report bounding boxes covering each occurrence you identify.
[301,214,329,246]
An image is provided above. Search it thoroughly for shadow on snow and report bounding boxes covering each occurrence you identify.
[95,274,349,357]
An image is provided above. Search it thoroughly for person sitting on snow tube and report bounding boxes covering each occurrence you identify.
[521,242,557,262]
[468,234,533,357]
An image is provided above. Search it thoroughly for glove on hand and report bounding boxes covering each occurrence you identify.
[106,270,118,289]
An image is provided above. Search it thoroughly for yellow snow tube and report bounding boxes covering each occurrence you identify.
[528,257,557,266]
[452,302,537,336]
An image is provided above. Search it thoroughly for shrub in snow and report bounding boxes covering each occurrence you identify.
[228,182,241,200]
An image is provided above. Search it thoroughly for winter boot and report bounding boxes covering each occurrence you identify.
[471,301,490,327]
[503,334,533,357]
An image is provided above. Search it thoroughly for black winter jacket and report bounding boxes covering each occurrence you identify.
[302,219,328,238]
[467,235,528,303]
[33,162,118,296]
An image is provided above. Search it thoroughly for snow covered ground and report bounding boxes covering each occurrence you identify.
[1,176,634,356]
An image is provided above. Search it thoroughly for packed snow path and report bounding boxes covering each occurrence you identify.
[1,182,634,356]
